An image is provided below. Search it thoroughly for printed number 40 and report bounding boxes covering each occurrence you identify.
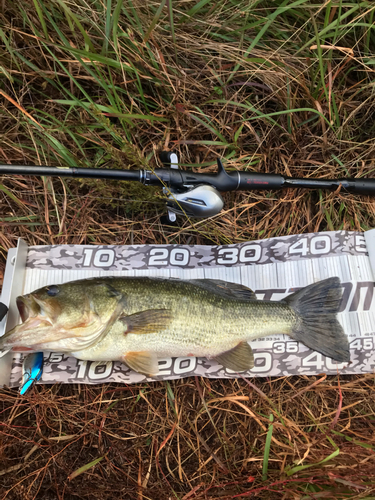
[289,235,331,256]
[302,352,347,370]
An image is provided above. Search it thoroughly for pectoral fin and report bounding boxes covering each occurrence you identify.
[214,342,254,372]
[121,309,172,334]
[124,351,159,376]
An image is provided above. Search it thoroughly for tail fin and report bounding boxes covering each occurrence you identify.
[285,277,349,363]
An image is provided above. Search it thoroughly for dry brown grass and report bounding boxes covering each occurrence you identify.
[1,376,375,499]
[1,0,375,498]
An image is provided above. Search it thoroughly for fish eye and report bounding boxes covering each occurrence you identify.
[46,285,60,297]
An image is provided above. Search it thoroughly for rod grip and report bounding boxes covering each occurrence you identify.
[237,172,285,190]
[349,179,375,196]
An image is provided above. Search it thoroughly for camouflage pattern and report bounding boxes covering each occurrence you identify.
[4,230,375,387]
[8,342,375,387]
[25,231,367,271]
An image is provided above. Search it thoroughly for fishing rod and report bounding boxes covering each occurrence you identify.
[1,152,375,219]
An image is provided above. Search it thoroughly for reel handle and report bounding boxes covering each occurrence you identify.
[159,151,179,223]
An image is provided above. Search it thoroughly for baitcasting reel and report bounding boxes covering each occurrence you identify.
[159,152,224,221]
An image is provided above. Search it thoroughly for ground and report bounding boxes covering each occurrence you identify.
[1,1,375,498]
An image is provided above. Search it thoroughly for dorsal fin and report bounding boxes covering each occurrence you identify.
[190,279,257,301]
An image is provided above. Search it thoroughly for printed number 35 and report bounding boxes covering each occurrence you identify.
[273,341,298,354]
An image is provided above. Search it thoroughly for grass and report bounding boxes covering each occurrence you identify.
[2,376,375,499]
[1,0,375,498]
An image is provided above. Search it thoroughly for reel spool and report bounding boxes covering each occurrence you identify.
[159,152,224,220]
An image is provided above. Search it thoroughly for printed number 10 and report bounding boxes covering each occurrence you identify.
[82,248,115,267]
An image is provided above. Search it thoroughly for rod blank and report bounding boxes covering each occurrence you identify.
[1,163,375,196]
[0,165,141,182]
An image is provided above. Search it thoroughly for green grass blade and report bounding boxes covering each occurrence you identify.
[295,2,372,55]
[179,0,213,24]
[166,0,177,60]
[50,100,167,122]
[364,6,374,55]
[311,16,329,107]
[54,0,95,51]
[331,0,343,46]
[331,430,375,451]
[123,0,145,36]
[68,456,106,480]
[165,381,177,416]
[102,0,112,55]
[42,133,78,166]
[32,0,50,41]
[262,413,274,482]
[112,0,123,50]
[0,28,22,73]
[207,100,332,129]
[286,448,340,476]
[187,111,228,144]
[143,0,167,44]
[0,184,25,209]
[0,65,13,83]
[228,0,309,82]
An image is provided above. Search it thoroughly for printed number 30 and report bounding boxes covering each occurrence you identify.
[217,245,261,265]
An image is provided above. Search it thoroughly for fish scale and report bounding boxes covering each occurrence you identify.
[0,276,350,376]
[73,278,292,358]
[122,300,294,356]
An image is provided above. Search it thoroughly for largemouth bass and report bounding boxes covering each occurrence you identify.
[0,277,349,376]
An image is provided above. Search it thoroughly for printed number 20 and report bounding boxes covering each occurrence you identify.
[148,248,190,267]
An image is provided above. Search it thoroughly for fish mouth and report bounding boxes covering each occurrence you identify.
[16,295,41,322]
[3,295,55,349]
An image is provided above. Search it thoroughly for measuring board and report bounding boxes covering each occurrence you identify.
[1,230,374,387]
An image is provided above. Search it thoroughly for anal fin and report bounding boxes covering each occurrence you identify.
[214,342,254,372]
[124,351,159,376]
